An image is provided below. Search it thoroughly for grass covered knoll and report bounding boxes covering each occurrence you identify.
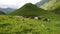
[0,14,60,34]
[9,3,46,16]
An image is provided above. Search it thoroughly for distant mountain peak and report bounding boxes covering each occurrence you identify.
[9,3,45,16]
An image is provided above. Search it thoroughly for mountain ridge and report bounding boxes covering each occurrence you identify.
[0,8,16,14]
[9,3,46,16]
[36,0,60,10]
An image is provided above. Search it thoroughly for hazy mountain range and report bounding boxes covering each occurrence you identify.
[0,0,60,15]
[0,8,16,14]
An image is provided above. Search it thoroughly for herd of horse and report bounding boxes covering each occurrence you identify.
[16,16,50,21]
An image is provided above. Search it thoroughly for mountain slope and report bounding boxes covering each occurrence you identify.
[36,0,50,7]
[9,3,46,16]
[36,0,60,10]
[0,11,6,15]
[0,8,16,14]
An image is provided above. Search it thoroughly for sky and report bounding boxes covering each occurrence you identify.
[0,0,41,8]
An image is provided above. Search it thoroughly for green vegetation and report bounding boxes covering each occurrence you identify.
[9,3,46,16]
[0,4,60,34]
[53,1,60,9]
[36,0,60,10]
[0,12,60,34]
[0,1,60,34]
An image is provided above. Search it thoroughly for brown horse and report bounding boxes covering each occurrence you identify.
[41,18,50,21]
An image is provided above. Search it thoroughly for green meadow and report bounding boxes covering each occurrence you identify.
[0,3,60,34]
[0,10,60,34]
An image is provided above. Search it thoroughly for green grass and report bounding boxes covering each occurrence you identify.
[0,3,60,34]
[0,13,60,34]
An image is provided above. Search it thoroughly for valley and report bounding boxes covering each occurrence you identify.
[0,0,60,34]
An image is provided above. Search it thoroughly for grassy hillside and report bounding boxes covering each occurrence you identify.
[0,2,60,34]
[53,1,60,9]
[0,13,60,34]
[36,0,60,10]
[9,3,47,16]
[0,5,60,34]
[36,0,50,7]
